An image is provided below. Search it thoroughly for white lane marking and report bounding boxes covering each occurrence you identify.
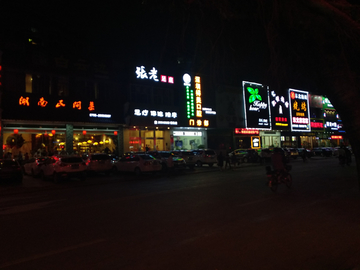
[0,239,106,268]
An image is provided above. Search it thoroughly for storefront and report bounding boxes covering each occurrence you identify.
[171,128,207,150]
[1,92,124,158]
[260,130,281,148]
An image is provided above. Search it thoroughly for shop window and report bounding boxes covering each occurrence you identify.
[25,74,33,93]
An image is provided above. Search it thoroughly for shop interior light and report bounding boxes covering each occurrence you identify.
[105,140,109,144]
[114,131,118,136]
[87,140,92,144]
[78,142,82,145]
[93,142,98,146]
[14,129,19,134]
[51,130,56,135]
[100,141,104,144]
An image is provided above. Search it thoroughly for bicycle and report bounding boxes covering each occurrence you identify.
[266,165,292,192]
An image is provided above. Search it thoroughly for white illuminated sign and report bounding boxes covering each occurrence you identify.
[202,107,216,115]
[135,66,174,84]
[89,113,111,118]
[183,73,191,86]
[154,120,178,125]
[134,109,177,118]
[173,131,202,136]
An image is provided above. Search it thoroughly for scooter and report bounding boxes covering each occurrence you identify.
[265,165,292,192]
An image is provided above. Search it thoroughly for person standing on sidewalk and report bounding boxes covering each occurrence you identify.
[217,151,224,171]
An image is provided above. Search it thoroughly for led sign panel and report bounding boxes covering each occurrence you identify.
[270,90,290,130]
[289,89,310,132]
[234,128,259,135]
[243,81,271,130]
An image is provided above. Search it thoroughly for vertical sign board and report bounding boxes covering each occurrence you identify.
[289,89,311,132]
[242,81,271,130]
[270,90,290,130]
[251,136,261,149]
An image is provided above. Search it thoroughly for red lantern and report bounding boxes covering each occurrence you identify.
[82,130,87,135]
[51,130,56,135]
[114,131,118,136]
[14,129,19,134]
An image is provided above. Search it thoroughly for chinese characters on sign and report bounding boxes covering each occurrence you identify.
[234,128,259,135]
[242,81,271,130]
[18,96,95,112]
[135,66,174,84]
[134,109,177,119]
[270,90,290,129]
[289,89,310,132]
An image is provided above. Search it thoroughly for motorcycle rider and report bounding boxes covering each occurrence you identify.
[268,148,288,187]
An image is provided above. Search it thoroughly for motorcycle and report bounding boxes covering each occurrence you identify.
[266,165,292,192]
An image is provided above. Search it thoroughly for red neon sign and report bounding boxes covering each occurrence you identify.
[235,128,259,135]
[311,122,324,128]
[331,135,343,139]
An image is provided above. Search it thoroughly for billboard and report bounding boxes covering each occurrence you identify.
[242,81,271,130]
[270,90,290,130]
[289,89,311,132]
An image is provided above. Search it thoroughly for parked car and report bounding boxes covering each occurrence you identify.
[112,153,162,175]
[171,150,196,169]
[192,149,217,167]
[297,148,314,158]
[0,159,23,183]
[312,147,332,157]
[288,148,299,159]
[230,149,260,163]
[148,151,186,171]
[83,153,113,174]
[23,157,48,177]
[40,155,87,182]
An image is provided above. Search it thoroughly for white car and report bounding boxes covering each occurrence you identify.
[40,156,87,182]
[23,157,48,177]
[83,153,113,174]
[112,153,162,175]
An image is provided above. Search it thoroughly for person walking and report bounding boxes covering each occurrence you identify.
[217,151,224,171]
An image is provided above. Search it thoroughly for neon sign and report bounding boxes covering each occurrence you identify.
[185,75,209,127]
[235,128,259,135]
[173,131,202,136]
[331,135,343,139]
[325,121,338,131]
[134,109,177,119]
[89,113,111,118]
[311,121,324,129]
[18,96,95,111]
[243,81,271,130]
[19,96,30,106]
[37,97,48,107]
[251,136,261,149]
[289,89,310,132]
[270,90,290,129]
[135,66,174,84]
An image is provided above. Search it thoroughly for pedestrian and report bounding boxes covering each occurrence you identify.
[225,152,232,169]
[231,152,237,168]
[217,151,224,171]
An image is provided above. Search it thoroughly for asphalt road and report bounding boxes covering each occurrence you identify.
[0,157,359,270]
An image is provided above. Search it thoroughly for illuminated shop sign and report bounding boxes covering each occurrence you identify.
[18,96,96,111]
[134,109,177,118]
[173,131,202,136]
[322,97,334,109]
[325,121,339,131]
[270,90,290,130]
[251,136,261,149]
[184,75,209,127]
[289,89,310,132]
[311,121,324,129]
[331,135,343,139]
[202,107,216,115]
[234,128,259,135]
[243,81,271,130]
[154,120,178,125]
[135,65,174,84]
[89,113,111,118]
